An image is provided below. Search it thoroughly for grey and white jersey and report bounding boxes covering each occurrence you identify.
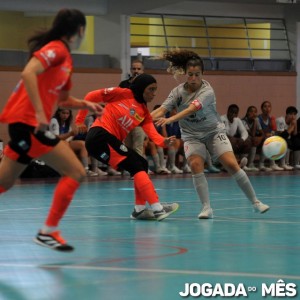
[161,80,226,141]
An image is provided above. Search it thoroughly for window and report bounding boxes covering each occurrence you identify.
[130,14,292,71]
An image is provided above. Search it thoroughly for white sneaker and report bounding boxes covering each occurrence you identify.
[294,164,300,170]
[155,167,170,174]
[198,207,213,219]
[259,165,273,172]
[239,157,248,168]
[169,166,183,174]
[86,169,99,177]
[161,167,171,174]
[107,167,121,176]
[182,165,191,173]
[271,164,284,171]
[96,168,108,176]
[281,164,294,171]
[243,166,259,172]
[253,201,270,213]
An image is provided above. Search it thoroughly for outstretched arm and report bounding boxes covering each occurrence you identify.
[151,106,169,120]
[155,102,198,126]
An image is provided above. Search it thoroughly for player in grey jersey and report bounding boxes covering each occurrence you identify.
[152,49,270,218]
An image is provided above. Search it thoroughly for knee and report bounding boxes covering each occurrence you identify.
[189,156,204,172]
[224,160,240,174]
[66,164,86,182]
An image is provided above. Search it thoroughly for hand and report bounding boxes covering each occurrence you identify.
[164,135,176,146]
[35,110,48,133]
[155,117,172,127]
[84,101,104,117]
[75,124,87,135]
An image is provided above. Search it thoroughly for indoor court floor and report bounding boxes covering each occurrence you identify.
[0,172,299,300]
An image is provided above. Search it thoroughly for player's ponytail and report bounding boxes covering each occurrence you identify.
[162,49,204,76]
[28,8,86,56]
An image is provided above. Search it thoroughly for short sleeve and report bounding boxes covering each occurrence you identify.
[33,41,68,70]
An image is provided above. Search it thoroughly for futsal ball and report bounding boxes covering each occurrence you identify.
[262,136,287,160]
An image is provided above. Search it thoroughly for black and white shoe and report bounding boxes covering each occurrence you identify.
[130,208,156,220]
[33,231,74,252]
[153,203,179,221]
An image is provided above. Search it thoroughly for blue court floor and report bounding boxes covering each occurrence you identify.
[0,172,299,300]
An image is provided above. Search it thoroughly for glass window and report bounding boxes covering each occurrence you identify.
[130,14,291,71]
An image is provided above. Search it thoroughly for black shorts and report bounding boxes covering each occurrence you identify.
[5,122,60,164]
[86,126,148,174]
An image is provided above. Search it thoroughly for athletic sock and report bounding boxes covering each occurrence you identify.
[168,148,176,168]
[134,205,146,213]
[152,153,161,171]
[157,147,166,168]
[151,202,163,211]
[0,185,6,194]
[192,173,211,208]
[81,157,89,169]
[45,176,80,227]
[133,171,159,206]
[232,169,258,204]
[134,176,147,206]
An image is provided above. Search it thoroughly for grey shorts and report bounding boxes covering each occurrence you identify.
[184,132,233,162]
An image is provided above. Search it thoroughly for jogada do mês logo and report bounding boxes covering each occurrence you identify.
[179,280,297,298]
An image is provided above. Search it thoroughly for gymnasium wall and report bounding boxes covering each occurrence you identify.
[0,69,296,144]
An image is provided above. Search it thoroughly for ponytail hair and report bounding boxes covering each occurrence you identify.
[28,8,86,56]
[161,49,204,77]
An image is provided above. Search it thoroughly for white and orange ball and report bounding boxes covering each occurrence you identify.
[262,136,287,160]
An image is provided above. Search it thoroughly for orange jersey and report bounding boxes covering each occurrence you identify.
[76,87,166,147]
[0,40,72,126]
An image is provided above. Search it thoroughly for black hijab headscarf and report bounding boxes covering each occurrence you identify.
[129,74,157,104]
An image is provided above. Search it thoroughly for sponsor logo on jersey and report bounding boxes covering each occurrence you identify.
[46,50,56,59]
[104,87,115,94]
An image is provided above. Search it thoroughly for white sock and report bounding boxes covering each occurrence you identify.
[232,169,258,204]
[168,148,176,168]
[135,205,146,212]
[248,147,257,166]
[192,173,211,208]
[151,203,163,211]
[81,157,89,169]
[41,226,57,234]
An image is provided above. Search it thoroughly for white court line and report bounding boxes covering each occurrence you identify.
[0,263,299,280]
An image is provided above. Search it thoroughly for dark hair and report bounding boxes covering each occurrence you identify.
[286,106,298,115]
[28,8,86,56]
[244,105,257,118]
[261,100,271,110]
[53,108,73,129]
[162,49,204,76]
[227,104,239,113]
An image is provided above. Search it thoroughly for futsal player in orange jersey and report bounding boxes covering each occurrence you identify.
[0,9,102,252]
[76,74,179,221]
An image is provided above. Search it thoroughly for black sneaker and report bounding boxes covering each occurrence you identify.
[33,231,74,252]
[153,203,179,221]
[130,208,156,220]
